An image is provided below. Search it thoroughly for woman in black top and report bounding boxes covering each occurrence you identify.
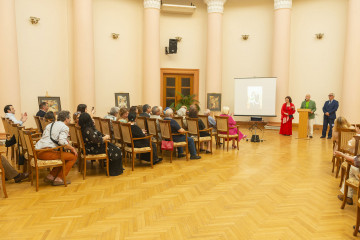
[78,113,123,176]
[188,108,211,153]
[128,112,162,164]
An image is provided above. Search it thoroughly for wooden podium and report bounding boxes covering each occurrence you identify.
[297,109,311,139]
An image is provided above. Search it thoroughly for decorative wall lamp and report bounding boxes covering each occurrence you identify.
[30,16,40,24]
[242,35,249,40]
[315,33,324,40]
[175,36,182,42]
[112,33,119,39]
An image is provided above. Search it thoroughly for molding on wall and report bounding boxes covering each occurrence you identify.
[204,0,227,13]
[274,0,292,10]
[144,0,161,9]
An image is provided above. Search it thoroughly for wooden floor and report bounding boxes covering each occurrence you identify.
[0,128,357,240]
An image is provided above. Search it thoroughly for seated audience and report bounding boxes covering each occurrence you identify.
[44,111,56,122]
[119,108,129,123]
[332,117,353,152]
[204,109,216,130]
[220,106,245,148]
[1,155,28,183]
[73,104,95,123]
[158,106,163,117]
[4,104,27,126]
[137,105,143,115]
[150,106,162,137]
[127,112,162,164]
[104,107,120,121]
[164,109,201,160]
[36,102,49,117]
[129,106,138,115]
[189,108,211,153]
[35,111,77,186]
[139,104,151,118]
[176,107,188,128]
[78,113,123,176]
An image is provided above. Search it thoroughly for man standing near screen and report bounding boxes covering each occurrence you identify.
[300,94,316,138]
[321,93,339,139]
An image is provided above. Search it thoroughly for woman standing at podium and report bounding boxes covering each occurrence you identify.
[279,96,296,136]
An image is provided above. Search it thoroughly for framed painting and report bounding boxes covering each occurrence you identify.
[115,93,130,109]
[207,93,221,111]
[38,96,61,113]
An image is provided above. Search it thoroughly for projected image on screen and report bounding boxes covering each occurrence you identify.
[234,77,277,116]
[247,86,262,110]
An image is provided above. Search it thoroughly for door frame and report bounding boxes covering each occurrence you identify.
[160,68,199,107]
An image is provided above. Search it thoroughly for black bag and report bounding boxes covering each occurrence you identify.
[5,135,16,147]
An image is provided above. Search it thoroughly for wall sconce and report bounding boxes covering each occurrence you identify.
[112,33,119,39]
[29,16,40,24]
[242,35,249,40]
[175,36,182,42]
[315,33,324,40]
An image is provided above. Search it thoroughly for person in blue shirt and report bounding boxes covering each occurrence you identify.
[321,93,339,139]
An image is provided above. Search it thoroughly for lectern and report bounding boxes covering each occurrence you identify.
[297,109,312,139]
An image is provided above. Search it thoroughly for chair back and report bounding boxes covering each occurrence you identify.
[34,116,42,133]
[68,123,79,147]
[1,117,10,135]
[215,116,229,132]
[354,135,360,155]
[147,118,158,137]
[136,117,147,130]
[100,118,112,137]
[173,117,184,128]
[10,123,20,144]
[120,123,132,145]
[187,118,199,136]
[112,121,123,142]
[93,117,102,133]
[75,126,86,154]
[198,115,209,129]
[18,128,27,151]
[159,120,172,140]
[339,128,357,154]
[23,131,35,157]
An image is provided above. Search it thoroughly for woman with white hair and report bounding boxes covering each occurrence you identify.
[176,107,188,128]
[220,106,245,148]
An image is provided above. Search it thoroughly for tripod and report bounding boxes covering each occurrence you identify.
[247,121,265,142]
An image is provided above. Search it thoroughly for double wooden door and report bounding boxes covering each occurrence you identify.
[163,74,194,108]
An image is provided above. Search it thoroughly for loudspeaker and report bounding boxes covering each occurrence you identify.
[251,116,262,122]
[251,135,260,142]
[169,39,177,54]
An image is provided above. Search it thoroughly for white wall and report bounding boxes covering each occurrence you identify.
[93,0,143,118]
[15,0,72,128]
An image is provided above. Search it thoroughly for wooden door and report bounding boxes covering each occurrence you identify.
[163,74,194,108]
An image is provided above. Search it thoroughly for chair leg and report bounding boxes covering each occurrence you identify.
[226,139,229,152]
[30,166,33,186]
[210,140,213,154]
[332,156,336,173]
[354,205,360,236]
[237,138,239,150]
[198,141,200,156]
[185,145,189,161]
[83,160,86,180]
[63,164,67,187]
[35,168,39,192]
[341,184,349,209]
[170,150,173,163]
[132,153,135,171]
[339,166,345,188]
[150,151,153,169]
[106,158,110,177]
[1,173,7,198]
[335,158,341,178]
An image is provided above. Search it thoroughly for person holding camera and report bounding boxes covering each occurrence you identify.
[279,96,295,136]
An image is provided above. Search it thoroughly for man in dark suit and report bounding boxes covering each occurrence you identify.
[36,102,48,117]
[321,93,339,139]
[139,104,151,118]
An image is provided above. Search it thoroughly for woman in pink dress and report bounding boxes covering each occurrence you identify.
[279,96,296,136]
[220,106,245,148]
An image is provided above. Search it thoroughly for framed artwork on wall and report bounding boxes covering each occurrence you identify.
[115,93,130,109]
[38,96,62,113]
[207,93,221,111]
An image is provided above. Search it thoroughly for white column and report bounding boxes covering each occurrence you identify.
[204,0,226,95]
[0,0,21,118]
[272,0,292,118]
[341,0,360,123]
[73,0,95,108]
[143,0,161,106]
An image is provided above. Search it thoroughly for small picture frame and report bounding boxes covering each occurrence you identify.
[38,96,62,113]
[115,93,130,109]
[207,93,221,111]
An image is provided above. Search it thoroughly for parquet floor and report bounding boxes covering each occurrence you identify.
[0,128,357,240]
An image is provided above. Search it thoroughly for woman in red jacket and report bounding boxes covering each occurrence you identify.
[280,96,295,136]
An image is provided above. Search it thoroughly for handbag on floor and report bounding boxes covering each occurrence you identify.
[161,140,174,151]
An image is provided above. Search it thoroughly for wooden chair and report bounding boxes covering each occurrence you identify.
[337,128,357,185]
[215,116,239,152]
[93,117,102,133]
[68,124,81,172]
[100,118,113,140]
[120,123,153,171]
[9,123,21,168]
[33,116,42,133]
[17,126,39,174]
[2,117,14,159]
[198,115,209,129]
[187,118,213,155]
[136,116,147,131]
[159,120,189,163]
[0,151,8,198]
[112,121,125,155]
[341,135,360,210]
[39,117,52,132]
[147,118,162,155]
[75,126,109,179]
[23,131,67,192]
[173,116,184,129]
[353,136,360,236]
